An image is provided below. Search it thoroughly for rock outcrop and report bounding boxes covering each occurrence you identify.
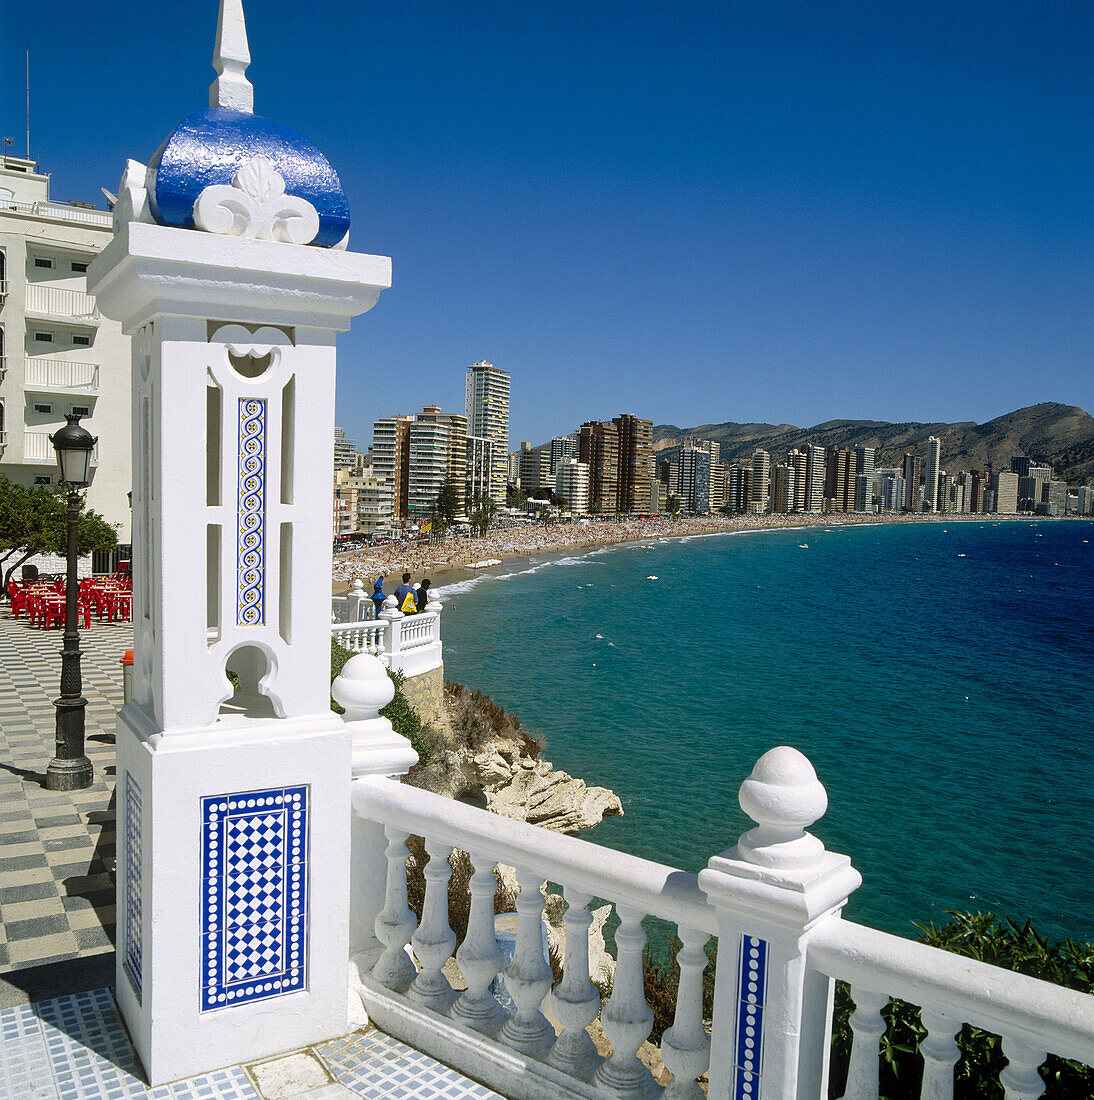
[404,682,622,835]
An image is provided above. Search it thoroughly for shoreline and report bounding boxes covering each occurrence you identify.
[332,511,1044,595]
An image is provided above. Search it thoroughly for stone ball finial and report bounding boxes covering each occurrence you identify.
[383,595,398,609]
[331,653,394,721]
[351,579,364,592]
[736,746,828,871]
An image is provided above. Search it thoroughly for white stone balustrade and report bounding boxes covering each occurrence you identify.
[332,591,443,677]
[350,747,1094,1100]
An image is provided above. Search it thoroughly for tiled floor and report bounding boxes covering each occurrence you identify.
[0,609,131,973]
[0,987,502,1099]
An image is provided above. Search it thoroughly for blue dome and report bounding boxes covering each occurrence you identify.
[147,108,350,248]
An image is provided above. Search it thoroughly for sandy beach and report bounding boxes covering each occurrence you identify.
[331,511,993,595]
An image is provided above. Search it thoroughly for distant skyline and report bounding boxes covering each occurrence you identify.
[4,1,1094,447]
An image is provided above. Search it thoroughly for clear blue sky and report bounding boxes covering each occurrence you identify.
[5,1,1093,448]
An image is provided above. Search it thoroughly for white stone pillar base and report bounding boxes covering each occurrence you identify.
[115,703,351,1086]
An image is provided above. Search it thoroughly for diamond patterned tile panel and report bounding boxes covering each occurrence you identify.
[200,786,308,1012]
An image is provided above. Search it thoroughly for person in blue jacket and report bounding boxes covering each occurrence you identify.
[371,576,386,618]
[394,572,417,613]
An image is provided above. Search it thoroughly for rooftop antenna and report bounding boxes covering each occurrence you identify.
[25,46,30,160]
[209,0,253,113]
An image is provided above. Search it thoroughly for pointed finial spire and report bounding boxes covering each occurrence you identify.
[209,0,254,113]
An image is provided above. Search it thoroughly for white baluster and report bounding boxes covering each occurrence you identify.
[548,888,601,1080]
[919,1007,960,1100]
[595,906,657,1099]
[999,1035,1046,1100]
[839,987,887,1100]
[452,850,506,1032]
[372,828,417,991]
[660,926,711,1100]
[500,869,556,1057]
[408,837,457,1010]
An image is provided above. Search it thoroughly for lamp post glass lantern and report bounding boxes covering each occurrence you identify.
[45,413,97,791]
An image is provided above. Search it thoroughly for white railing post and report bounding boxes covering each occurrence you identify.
[372,827,418,992]
[336,654,418,973]
[918,1007,961,1100]
[548,887,601,1080]
[380,595,403,668]
[594,905,657,1098]
[840,987,887,1099]
[500,868,556,1058]
[408,838,458,1011]
[452,850,507,1032]
[698,747,862,1100]
[661,926,713,1099]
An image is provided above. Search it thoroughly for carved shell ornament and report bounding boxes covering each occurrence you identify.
[193,154,321,244]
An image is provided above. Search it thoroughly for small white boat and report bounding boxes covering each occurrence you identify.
[798,543,808,549]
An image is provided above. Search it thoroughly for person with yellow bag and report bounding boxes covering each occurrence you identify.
[394,572,418,614]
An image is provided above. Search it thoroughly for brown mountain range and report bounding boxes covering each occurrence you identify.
[651,403,1094,484]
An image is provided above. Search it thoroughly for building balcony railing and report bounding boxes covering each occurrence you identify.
[1,199,112,229]
[0,431,7,453]
[0,279,8,301]
[23,358,99,392]
[24,283,100,323]
[344,743,1094,1100]
[0,356,6,384]
[23,430,98,465]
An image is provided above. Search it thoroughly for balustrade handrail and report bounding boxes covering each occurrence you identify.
[354,775,715,932]
[23,358,99,389]
[2,199,112,227]
[25,282,100,319]
[811,918,1094,1065]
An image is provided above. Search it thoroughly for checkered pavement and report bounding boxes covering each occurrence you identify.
[0,608,131,972]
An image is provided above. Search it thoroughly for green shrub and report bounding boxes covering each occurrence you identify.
[641,935,718,1043]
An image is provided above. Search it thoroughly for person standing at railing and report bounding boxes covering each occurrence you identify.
[371,575,386,619]
[415,578,432,612]
[394,571,417,613]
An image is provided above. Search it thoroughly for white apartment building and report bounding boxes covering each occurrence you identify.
[749,448,771,513]
[924,435,941,512]
[0,155,131,542]
[406,418,448,519]
[371,414,414,526]
[333,426,358,470]
[994,470,1019,514]
[554,457,589,516]
[549,433,578,476]
[464,360,509,505]
[802,442,826,512]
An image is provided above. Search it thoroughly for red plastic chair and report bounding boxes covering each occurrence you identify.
[7,582,28,620]
[41,598,66,631]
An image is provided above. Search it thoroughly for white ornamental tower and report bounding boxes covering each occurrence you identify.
[87,0,391,1084]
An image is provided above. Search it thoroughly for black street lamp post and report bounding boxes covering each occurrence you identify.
[45,413,97,791]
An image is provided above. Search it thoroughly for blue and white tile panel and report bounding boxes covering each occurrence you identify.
[732,934,767,1100]
[123,772,143,1000]
[200,786,308,1012]
[236,397,265,626]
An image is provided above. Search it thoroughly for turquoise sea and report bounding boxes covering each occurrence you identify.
[438,518,1094,942]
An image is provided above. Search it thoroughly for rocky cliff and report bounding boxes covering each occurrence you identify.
[403,680,623,835]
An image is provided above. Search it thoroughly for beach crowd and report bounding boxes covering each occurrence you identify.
[331,511,907,592]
